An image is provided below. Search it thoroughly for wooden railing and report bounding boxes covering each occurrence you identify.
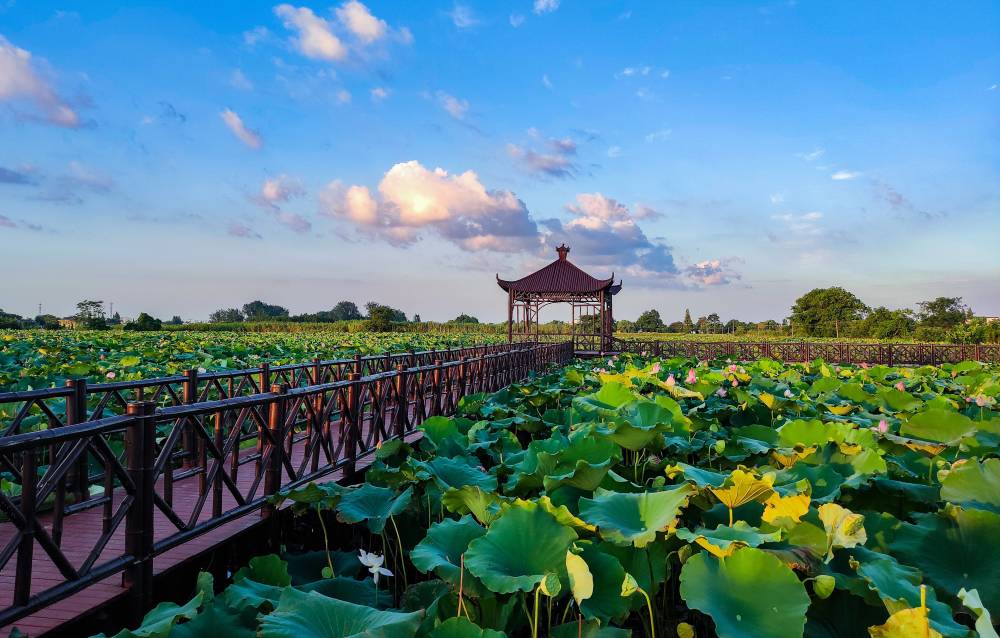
[0,341,574,628]
[613,339,1000,365]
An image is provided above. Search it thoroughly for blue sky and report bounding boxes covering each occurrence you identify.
[1,0,998,322]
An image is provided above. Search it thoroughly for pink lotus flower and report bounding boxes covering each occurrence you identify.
[877,419,888,434]
[716,388,727,398]
[106,371,116,379]
[860,363,869,369]
[966,396,974,403]
[686,369,697,384]
[666,374,676,387]
[728,364,738,373]
[783,389,794,399]
[895,381,905,391]
[651,362,661,374]
[731,379,739,387]
[976,396,987,407]
[608,359,614,367]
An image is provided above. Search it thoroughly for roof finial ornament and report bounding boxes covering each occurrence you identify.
[556,244,570,261]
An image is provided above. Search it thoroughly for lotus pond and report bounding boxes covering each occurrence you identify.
[91,355,1000,638]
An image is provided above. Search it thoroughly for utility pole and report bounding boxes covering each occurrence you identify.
[38,303,42,317]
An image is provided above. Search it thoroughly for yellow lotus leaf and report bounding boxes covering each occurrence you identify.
[771,446,816,469]
[837,442,863,455]
[868,607,941,638]
[565,550,593,605]
[710,469,776,511]
[762,493,811,527]
[818,503,867,563]
[826,404,855,416]
[760,392,778,410]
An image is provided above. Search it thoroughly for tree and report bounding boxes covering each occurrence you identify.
[108,312,122,326]
[330,301,362,321]
[682,309,694,333]
[209,308,244,323]
[168,316,183,325]
[74,300,107,329]
[667,321,685,333]
[34,314,62,330]
[635,309,665,333]
[858,307,915,339]
[917,297,969,329]
[724,319,741,334]
[0,309,24,329]
[124,312,163,331]
[242,300,289,322]
[365,302,406,323]
[451,314,480,324]
[365,305,397,332]
[790,287,868,337]
[412,314,421,323]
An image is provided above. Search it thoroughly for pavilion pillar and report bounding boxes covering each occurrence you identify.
[507,290,514,343]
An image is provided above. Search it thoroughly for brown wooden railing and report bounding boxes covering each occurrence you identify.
[613,339,1000,365]
[0,341,574,628]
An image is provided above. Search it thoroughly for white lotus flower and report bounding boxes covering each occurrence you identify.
[358,550,393,583]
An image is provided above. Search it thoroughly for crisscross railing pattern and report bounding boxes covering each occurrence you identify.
[0,341,573,630]
[613,339,1000,365]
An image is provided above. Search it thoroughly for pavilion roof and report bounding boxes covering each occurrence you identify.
[497,245,621,295]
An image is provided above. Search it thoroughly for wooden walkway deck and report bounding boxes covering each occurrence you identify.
[0,427,399,637]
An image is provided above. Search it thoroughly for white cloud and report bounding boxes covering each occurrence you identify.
[542,74,553,89]
[645,128,672,143]
[683,259,741,286]
[448,4,479,28]
[607,145,622,158]
[334,1,387,43]
[769,193,784,204]
[371,86,389,101]
[533,0,559,14]
[831,170,860,180]
[66,161,113,192]
[660,69,670,79]
[795,147,824,161]
[274,4,348,61]
[0,35,80,127]
[336,88,352,104]
[509,13,525,27]
[252,175,310,232]
[220,108,262,149]
[227,222,262,239]
[230,69,253,91]
[243,26,270,46]
[988,84,997,91]
[507,136,578,179]
[320,160,540,251]
[772,211,823,236]
[436,91,469,119]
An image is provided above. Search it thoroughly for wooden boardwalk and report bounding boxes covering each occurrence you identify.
[0,425,401,637]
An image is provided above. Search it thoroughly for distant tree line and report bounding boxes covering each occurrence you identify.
[618,288,999,344]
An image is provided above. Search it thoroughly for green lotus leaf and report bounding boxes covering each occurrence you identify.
[507,495,596,532]
[877,388,923,413]
[441,486,504,525]
[679,547,810,638]
[602,542,669,597]
[337,484,413,534]
[575,542,630,622]
[578,484,696,547]
[285,550,363,583]
[733,425,780,454]
[410,515,486,595]
[573,382,637,416]
[940,458,1000,512]
[259,587,423,638]
[413,457,497,493]
[608,400,675,450]
[899,408,976,444]
[428,617,506,638]
[105,592,204,638]
[170,600,258,638]
[847,547,972,638]
[665,462,729,488]
[274,481,345,511]
[232,554,291,586]
[300,577,393,608]
[675,521,783,558]
[419,416,469,458]
[222,577,285,611]
[464,500,578,594]
[538,434,620,492]
[890,507,1000,617]
[778,419,845,448]
[551,620,631,638]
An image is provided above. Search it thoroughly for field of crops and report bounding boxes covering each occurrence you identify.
[0,330,506,392]
[92,354,1000,638]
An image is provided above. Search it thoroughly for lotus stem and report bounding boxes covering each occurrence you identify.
[728,507,734,527]
[390,515,408,589]
[639,587,656,638]
[921,584,929,638]
[316,507,334,578]
[457,554,465,618]
[532,584,542,638]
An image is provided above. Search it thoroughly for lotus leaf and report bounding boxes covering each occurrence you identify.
[579,484,696,547]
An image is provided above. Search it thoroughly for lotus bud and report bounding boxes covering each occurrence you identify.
[666,374,676,387]
[713,440,726,454]
[686,369,697,384]
[812,575,835,599]
[895,381,905,391]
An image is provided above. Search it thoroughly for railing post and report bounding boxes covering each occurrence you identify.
[213,410,224,517]
[345,373,361,478]
[263,384,288,511]
[124,401,156,621]
[65,378,89,504]
[457,356,467,402]
[311,357,323,385]
[353,354,363,377]
[182,368,199,468]
[394,365,408,437]
[432,360,443,417]
[13,448,37,607]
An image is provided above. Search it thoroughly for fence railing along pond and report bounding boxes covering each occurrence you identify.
[0,341,574,629]
[613,339,1000,366]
